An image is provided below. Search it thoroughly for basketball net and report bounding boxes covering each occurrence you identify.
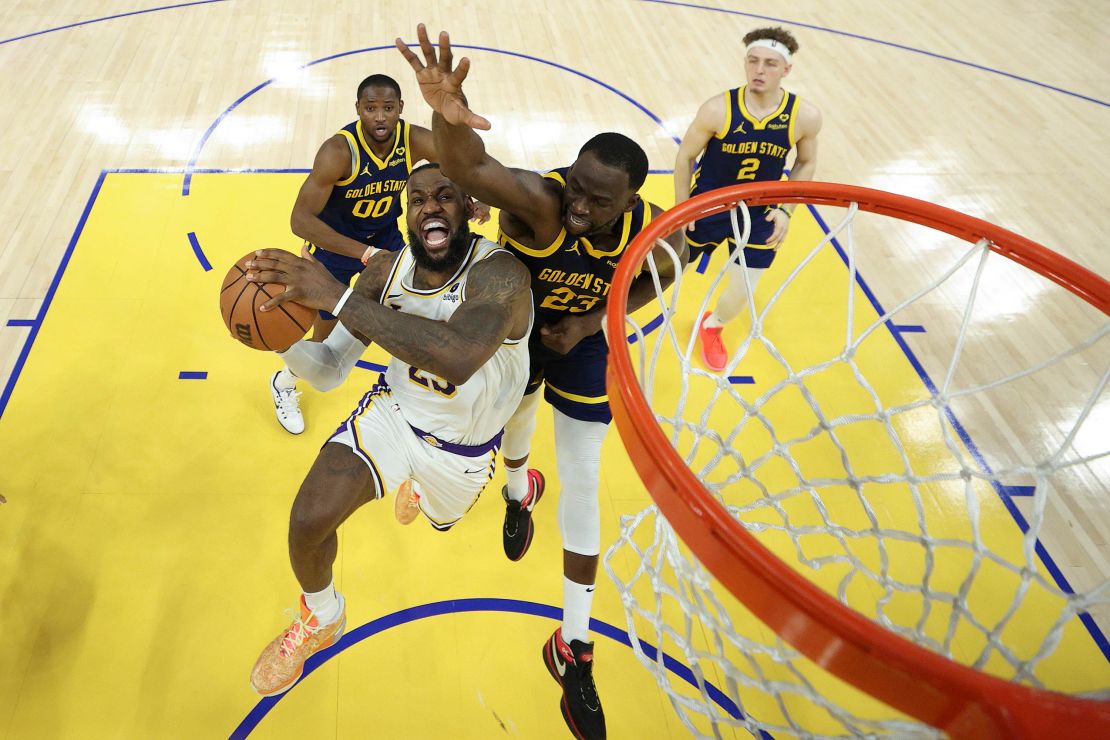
[602,183,1110,738]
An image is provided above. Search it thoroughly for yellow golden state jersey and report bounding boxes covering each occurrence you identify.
[317,119,413,243]
[379,236,531,446]
[497,168,652,327]
[691,87,799,197]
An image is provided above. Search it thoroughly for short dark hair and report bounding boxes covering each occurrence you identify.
[408,162,441,180]
[578,133,648,191]
[405,162,469,199]
[357,74,402,100]
[743,27,799,55]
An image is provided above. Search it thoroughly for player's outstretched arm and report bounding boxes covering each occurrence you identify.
[408,125,493,225]
[396,25,555,230]
[673,94,726,208]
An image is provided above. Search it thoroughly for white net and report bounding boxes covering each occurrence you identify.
[603,194,1110,738]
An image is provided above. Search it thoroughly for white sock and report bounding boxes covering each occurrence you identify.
[504,463,528,502]
[703,312,725,329]
[561,576,595,644]
[713,263,766,326]
[304,581,342,626]
[274,367,298,390]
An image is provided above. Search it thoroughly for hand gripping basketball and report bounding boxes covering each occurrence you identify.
[219,250,315,351]
[245,249,347,314]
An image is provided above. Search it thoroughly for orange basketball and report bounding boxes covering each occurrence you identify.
[219,251,315,351]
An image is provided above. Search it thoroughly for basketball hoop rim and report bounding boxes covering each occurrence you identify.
[605,181,1110,737]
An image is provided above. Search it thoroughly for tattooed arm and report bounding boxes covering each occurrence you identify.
[335,251,531,385]
[248,247,531,385]
[247,247,397,346]
[243,249,397,390]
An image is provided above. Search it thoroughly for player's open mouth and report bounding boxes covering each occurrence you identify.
[421,218,451,248]
[374,125,390,136]
[567,213,590,230]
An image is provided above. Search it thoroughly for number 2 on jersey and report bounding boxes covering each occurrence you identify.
[735,158,760,181]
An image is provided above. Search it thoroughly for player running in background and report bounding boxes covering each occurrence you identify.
[673,26,822,371]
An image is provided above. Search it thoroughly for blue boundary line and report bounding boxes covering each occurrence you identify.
[891,324,926,334]
[639,0,1108,108]
[229,598,752,738]
[178,371,207,380]
[183,43,681,195]
[187,231,212,271]
[0,0,229,46]
[806,204,1110,662]
[6,319,36,327]
[354,359,388,373]
[0,170,107,420]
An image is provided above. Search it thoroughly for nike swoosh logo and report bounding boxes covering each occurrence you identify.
[464,467,485,475]
[386,293,403,300]
[585,587,595,593]
[555,650,567,677]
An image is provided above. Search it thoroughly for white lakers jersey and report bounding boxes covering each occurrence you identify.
[379,235,531,446]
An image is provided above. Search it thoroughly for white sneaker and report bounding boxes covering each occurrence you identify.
[270,371,305,434]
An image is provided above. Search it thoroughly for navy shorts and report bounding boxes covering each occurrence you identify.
[309,227,405,320]
[525,329,611,424]
[685,209,778,270]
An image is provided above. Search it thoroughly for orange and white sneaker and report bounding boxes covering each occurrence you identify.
[250,594,346,696]
[394,479,421,525]
[698,311,728,372]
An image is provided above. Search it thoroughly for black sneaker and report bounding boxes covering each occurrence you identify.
[542,628,606,739]
[502,469,544,561]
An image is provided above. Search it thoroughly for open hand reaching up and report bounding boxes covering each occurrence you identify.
[396,24,491,131]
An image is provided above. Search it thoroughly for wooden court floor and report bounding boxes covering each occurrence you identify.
[1,2,1108,738]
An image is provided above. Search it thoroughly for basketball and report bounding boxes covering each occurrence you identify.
[219,251,315,351]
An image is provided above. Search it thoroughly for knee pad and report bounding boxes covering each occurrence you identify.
[502,389,542,461]
[553,409,608,556]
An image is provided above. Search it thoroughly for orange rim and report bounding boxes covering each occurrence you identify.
[605,182,1110,738]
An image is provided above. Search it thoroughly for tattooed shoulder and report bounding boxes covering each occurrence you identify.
[353,249,402,303]
[465,251,530,303]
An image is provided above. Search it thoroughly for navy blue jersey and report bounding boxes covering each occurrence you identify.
[317,119,414,245]
[498,168,652,328]
[690,87,799,199]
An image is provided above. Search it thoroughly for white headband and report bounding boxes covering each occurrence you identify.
[745,39,792,65]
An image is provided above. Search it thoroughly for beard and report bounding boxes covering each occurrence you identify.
[407,222,472,272]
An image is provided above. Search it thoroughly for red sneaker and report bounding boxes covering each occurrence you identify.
[698,312,728,371]
[502,468,545,561]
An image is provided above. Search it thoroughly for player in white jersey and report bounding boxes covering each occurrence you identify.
[240,163,533,697]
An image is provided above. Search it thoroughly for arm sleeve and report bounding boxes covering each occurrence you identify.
[277,322,368,392]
